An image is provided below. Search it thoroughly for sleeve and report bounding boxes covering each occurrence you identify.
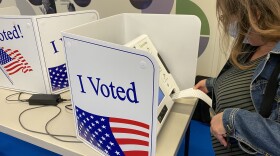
[205,77,216,92]
[222,108,280,155]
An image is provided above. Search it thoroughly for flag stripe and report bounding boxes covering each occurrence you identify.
[10,50,19,54]
[18,57,25,62]
[124,151,148,156]
[12,53,21,58]
[111,127,149,138]
[5,49,11,52]
[118,144,148,152]
[9,67,23,75]
[6,63,21,71]
[116,138,149,146]
[4,60,18,68]
[110,118,149,129]
[23,67,32,73]
[110,122,149,134]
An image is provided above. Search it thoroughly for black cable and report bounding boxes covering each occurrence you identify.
[19,105,82,143]
[6,92,80,143]
[44,106,81,143]
[58,98,71,103]
[65,104,73,111]
[6,92,29,102]
[62,98,71,101]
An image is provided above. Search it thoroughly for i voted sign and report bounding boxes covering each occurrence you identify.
[0,25,23,41]
[77,75,140,104]
[0,18,46,92]
[63,36,159,156]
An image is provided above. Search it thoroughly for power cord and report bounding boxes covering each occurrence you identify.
[6,92,29,102]
[19,105,81,143]
[6,92,81,143]
[65,104,73,111]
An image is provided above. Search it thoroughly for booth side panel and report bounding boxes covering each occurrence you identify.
[35,11,99,94]
[0,17,48,93]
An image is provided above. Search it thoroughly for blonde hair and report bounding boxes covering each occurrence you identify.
[216,0,280,69]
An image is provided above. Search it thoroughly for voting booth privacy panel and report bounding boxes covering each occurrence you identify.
[0,10,98,94]
[62,13,201,155]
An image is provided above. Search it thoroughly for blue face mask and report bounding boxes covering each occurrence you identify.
[228,21,249,43]
[229,21,238,38]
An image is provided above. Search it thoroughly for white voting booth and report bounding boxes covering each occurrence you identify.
[0,9,98,94]
[62,14,201,156]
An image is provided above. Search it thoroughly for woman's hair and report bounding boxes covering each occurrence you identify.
[216,0,280,69]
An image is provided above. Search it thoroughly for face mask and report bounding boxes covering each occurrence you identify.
[228,21,249,43]
[229,21,238,38]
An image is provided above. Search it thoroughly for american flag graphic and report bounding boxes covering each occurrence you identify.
[0,47,33,75]
[48,63,69,91]
[76,107,151,156]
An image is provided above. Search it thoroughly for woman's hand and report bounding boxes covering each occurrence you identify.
[194,79,209,93]
[210,112,228,147]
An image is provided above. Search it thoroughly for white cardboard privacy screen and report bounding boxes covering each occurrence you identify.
[0,10,98,93]
[62,13,201,155]
[63,36,159,156]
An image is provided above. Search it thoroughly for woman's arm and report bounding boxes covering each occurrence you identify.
[222,108,280,155]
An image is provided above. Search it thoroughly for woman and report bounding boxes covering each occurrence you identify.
[194,0,280,155]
